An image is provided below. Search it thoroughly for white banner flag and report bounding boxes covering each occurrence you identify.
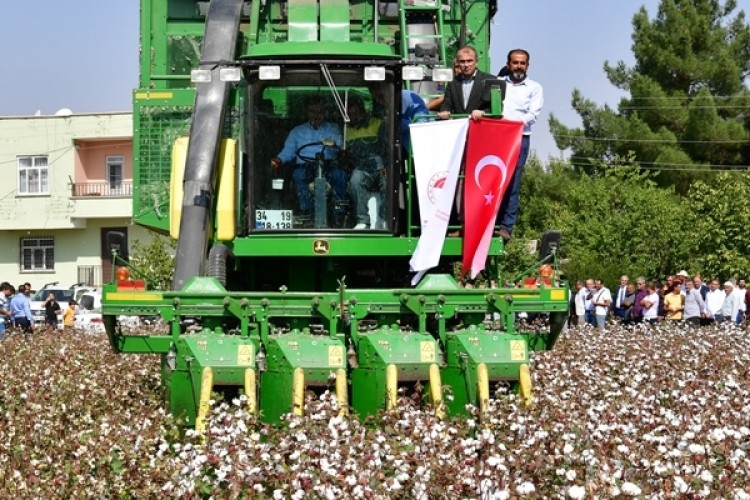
[408,119,469,285]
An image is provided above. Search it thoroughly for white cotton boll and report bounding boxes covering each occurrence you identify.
[688,443,706,455]
[674,476,689,493]
[567,485,586,499]
[733,489,750,500]
[699,469,713,483]
[516,482,535,495]
[621,482,642,496]
[566,470,577,481]
[617,444,629,454]
[563,443,574,454]
[709,428,726,442]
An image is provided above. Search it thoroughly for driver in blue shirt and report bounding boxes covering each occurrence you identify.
[271,96,346,225]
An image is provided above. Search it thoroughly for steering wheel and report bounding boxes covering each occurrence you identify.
[295,140,340,164]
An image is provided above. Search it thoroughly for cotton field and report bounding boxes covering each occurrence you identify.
[0,323,748,498]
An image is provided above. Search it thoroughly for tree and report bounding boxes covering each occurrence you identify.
[550,0,750,193]
[683,171,750,279]
[129,231,176,291]
[544,155,691,286]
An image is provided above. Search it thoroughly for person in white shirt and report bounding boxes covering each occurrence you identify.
[591,278,612,329]
[732,278,746,323]
[641,282,660,325]
[495,48,543,243]
[722,281,741,325]
[578,278,595,326]
[572,280,586,326]
[704,279,725,323]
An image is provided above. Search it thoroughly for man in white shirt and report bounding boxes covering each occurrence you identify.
[733,278,746,323]
[573,280,588,326]
[722,281,741,325]
[578,278,595,326]
[704,279,725,323]
[495,49,543,243]
[591,279,612,329]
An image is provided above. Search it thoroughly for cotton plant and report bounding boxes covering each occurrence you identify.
[0,324,749,496]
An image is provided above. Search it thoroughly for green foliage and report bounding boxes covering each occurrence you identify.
[514,155,694,286]
[684,171,750,279]
[129,231,176,290]
[550,0,750,193]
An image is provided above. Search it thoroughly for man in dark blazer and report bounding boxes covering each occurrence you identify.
[437,46,495,121]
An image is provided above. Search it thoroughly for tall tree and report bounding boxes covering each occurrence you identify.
[550,0,750,193]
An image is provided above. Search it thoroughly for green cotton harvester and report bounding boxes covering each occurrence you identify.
[102,0,569,428]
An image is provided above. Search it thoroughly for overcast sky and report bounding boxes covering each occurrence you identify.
[3,0,749,161]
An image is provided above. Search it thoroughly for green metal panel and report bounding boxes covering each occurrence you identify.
[247,41,397,58]
[259,331,346,422]
[350,368,387,417]
[441,331,530,415]
[287,0,318,42]
[231,235,474,257]
[320,0,350,42]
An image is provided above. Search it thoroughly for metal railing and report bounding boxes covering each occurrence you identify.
[77,265,103,286]
[71,182,133,197]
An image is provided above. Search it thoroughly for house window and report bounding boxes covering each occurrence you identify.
[18,156,49,195]
[106,155,124,195]
[21,237,55,272]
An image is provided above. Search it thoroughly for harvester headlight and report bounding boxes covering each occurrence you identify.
[432,67,454,83]
[364,66,386,81]
[219,67,241,82]
[190,69,212,83]
[258,65,281,80]
[402,65,424,81]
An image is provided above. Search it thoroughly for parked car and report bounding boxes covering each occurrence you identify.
[75,290,104,332]
[30,282,98,328]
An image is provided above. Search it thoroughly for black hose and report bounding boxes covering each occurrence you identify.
[208,244,233,286]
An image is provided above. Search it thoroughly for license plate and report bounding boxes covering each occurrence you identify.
[255,209,293,230]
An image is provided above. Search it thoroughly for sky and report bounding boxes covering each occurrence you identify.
[3,1,749,161]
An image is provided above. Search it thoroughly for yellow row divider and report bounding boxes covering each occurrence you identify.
[477,363,489,414]
[428,363,444,419]
[386,364,398,411]
[292,367,305,416]
[519,363,533,406]
[244,368,257,414]
[195,367,214,432]
[335,368,348,417]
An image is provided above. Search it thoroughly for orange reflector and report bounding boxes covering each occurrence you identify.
[117,280,146,291]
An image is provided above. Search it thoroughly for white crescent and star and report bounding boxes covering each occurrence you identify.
[473,155,508,205]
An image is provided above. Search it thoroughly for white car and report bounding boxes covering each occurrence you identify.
[75,291,104,332]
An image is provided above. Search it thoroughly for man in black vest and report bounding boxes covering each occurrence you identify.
[612,275,630,320]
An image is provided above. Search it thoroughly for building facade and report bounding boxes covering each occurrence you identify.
[0,111,151,290]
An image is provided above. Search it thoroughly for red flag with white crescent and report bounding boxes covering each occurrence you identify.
[461,119,524,278]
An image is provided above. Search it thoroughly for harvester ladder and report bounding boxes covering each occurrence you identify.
[399,0,449,69]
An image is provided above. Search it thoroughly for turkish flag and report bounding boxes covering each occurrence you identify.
[461,119,524,278]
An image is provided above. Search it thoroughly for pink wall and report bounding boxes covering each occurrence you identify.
[74,139,132,183]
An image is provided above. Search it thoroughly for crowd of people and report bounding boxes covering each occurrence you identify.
[0,281,76,340]
[570,272,749,328]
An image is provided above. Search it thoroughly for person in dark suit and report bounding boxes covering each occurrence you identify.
[437,46,495,121]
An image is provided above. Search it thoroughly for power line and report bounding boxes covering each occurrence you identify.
[552,134,750,144]
[564,159,749,172]
[619,104,750,110]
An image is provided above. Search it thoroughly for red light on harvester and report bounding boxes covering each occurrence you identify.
[116,266,130,281]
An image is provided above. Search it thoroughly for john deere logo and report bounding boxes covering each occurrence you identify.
[313,239,330,255]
